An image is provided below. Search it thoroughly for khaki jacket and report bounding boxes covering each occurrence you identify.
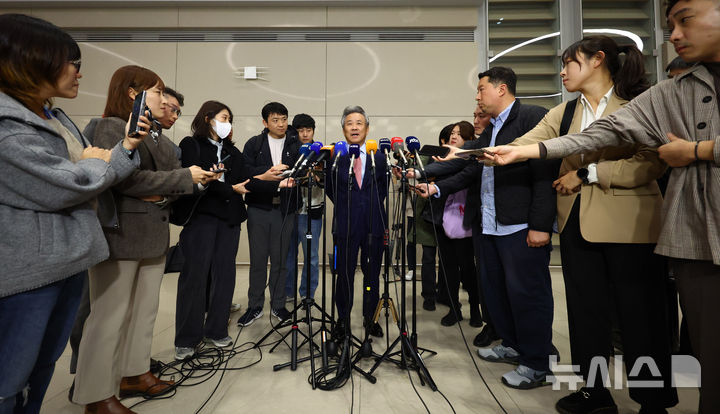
[512,93,666,243]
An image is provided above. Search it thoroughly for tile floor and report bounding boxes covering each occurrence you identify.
[40,267,699,414]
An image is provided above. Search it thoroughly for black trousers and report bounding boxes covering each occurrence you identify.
[472,221,494,330]
[435,226,478,313]
[560,200,677,407]
[406,220,440,300]
[175,213,241,347]
[672,259,720,413]
[334,233,383,320]
[480,229,553,371]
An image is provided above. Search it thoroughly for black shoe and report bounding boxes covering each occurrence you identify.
[469,306,483,327]
[271,307,291,323]
[423,298,436,311]
[555,387,617,414]
[440,309,463,326]
[237,307,263,326]
[363,317,383,338]
[473,325,499,347]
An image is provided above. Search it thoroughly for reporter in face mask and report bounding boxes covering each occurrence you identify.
[0,14,144,414]
[173,101,252,359]
[72,66,217,413]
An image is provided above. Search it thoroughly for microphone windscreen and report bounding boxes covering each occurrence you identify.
[348,144,361,157]
[310,142,323,154]
[379,138,391,152]
[334,141,348,156]
[366,139,378,154]
[391,136,404,151]
[299,143,312,156]
[405,136,420,152]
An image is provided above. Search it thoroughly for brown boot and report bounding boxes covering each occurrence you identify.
[84,396,135,414]
[119,371,175,398]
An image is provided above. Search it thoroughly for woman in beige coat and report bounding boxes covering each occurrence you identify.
[506,36,678,413]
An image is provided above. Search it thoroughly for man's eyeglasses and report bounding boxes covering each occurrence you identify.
[69,59,81,72]
[168,106,182,117]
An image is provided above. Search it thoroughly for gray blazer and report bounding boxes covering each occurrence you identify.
[0,93,139,297]
[89,117,194,259]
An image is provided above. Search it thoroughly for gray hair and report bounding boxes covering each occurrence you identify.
[341,105,369,127]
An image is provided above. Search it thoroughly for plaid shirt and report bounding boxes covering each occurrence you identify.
[543,64,720,264]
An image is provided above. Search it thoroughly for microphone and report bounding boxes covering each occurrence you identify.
[332,141,348,171]
[348,143,360,183]
[313,144,334,164]
[293,142,323,176]
[283,143,313,177]
[379,137,392,166]
[406,135,426,176]
[391,136,407,165]
[366,139,377,171]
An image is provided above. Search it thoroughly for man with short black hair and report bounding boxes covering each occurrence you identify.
[237,102,300,326]
[284,113,324,301]
[417,67,558,390]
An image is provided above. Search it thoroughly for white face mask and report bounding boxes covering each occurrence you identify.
[212,121,232,139]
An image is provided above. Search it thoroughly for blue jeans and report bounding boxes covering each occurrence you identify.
[285,214,322,299]
[0,273,84,414]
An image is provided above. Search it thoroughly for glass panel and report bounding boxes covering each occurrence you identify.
[582,0,657,84]
[488,0,561,109]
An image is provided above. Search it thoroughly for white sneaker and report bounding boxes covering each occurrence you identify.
[175,346,195,360]
[230,303,242,313]
[204,336,233,348]
[405,270,414,281]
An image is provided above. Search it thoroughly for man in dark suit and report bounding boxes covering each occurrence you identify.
[237,102,300,326]
[326,105,387,338]
[417,67,558,389]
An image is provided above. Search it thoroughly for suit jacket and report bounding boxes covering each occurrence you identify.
[90,117,194,259]
[540,65,720,263]
[242,128,300,215]
[435,100,558,233]
[512,93,666,243]
[326,147,387,239]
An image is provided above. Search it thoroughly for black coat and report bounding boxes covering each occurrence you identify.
[242,128,300,215]
[175,136,249,226]
[436,100,560,233]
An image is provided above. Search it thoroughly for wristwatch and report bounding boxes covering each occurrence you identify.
[576,167,589,184]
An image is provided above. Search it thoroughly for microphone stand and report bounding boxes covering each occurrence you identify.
[367,153,437,391]
[256,162,334,381]
[408,154,437,360]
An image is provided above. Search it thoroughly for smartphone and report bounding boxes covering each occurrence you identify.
[210,168,227,174]
[418,145,450,158]
[128,91,148,138]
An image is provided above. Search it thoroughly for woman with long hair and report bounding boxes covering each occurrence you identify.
[0,14,147,413]
[504,36,677,412]
[72,66,217,413]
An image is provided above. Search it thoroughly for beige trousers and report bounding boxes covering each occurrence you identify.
[72,256,165,404]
